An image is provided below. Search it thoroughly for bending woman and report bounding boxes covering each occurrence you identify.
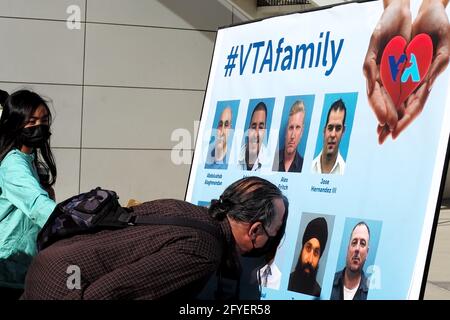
[0,89,57,297]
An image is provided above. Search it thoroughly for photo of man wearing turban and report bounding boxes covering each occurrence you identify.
[288,217,329,297]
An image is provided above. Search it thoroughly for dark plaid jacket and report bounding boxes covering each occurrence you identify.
[21,199,239,300]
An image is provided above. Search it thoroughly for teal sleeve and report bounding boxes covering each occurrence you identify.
[1,155,56,228]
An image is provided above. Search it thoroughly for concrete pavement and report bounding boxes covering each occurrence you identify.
[424,204,450,299]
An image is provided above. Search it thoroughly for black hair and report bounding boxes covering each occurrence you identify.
[325,98,346,127]
[0,90,8,107]
[249,102,267,127]
[209,176,288,230]
[245,102,268,169]
[0,89,57,187]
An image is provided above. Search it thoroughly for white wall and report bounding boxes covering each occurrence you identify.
[0,0,245,204]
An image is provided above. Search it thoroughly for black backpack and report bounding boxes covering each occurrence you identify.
[37,187,220,251]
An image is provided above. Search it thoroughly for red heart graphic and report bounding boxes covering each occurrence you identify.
[380,33,433,107]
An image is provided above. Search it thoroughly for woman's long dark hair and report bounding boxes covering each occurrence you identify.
[0,89,57,187]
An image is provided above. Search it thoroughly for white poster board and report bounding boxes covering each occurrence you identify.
[186,0,450,299]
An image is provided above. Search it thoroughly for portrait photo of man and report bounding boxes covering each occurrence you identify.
[330,219,382,300]
[288,216,331,297]
[238,98,274,171]
[312,93,357,175]
[273,96,314,173]
[205,100,239,170]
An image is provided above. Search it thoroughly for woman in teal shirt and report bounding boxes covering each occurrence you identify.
[0,89,57,298]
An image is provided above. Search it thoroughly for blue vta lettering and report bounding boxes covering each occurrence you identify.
[388,53,420,83]
[224,32,344,77]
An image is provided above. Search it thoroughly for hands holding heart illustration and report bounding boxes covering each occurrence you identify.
[363,0,450,144]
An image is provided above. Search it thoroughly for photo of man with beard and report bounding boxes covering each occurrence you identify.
[206,107,233,169]
[288,217,328,297]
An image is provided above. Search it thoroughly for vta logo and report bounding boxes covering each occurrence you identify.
[388,53,420,83]
[380,34,433,107]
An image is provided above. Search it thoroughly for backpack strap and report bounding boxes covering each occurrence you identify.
[117,212,222,241]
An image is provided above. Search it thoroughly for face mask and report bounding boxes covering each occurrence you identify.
[243,236,279,258]
[242,224,283,258]
[21,124,51,148]
[242,207,288,258]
